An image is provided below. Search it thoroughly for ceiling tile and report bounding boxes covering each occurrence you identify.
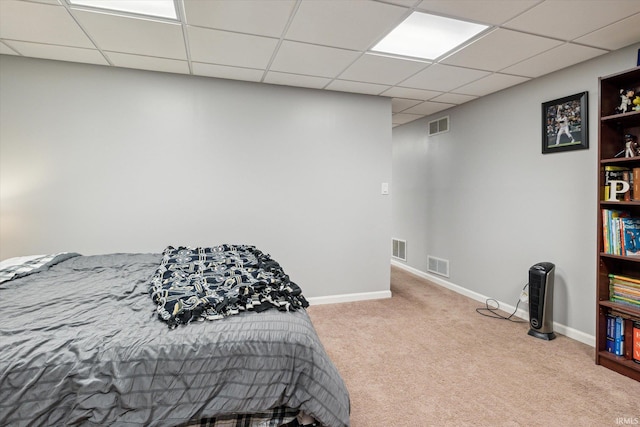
[503,1,640,41]
[441,28,563,71]
[4,40,108,65]
[263,72,331,89]
[381,86,442,100]
[400,63,490,92]
[392,112,424,125]
[270,40,361,78]
[338,53,429,86]
[385,0,422,7]
[106,51,189,74]
[72,10,187,59]
[403,100,455,115]
[0,41,19,55]
[183,0,295,38]
[285,0,408,50]
[575,14,640,51]
[188,26,278,69]
[416,0,539,25]
[501,43,608,78]
[193,62,264,82]
[454,73,529,96]
[430,92,477,104]
[0,0,94,48]
[2,0,638,128]
[392,98,423,113]
[325,80,390,96]
[25,0,64,4]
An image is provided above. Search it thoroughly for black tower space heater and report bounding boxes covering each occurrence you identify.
[527,262,556,340]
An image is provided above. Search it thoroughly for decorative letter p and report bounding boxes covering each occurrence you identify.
[607,180,631,201]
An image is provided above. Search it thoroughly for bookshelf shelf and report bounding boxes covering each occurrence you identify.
[599,252,640,261]
[599,300,640,318]
[596,65,640,381]
[600,201,640,207]
[601,157,640,166]
[601,110,640,122]
[597,352,640,381]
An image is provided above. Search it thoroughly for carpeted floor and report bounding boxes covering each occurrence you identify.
[306,266,640,426]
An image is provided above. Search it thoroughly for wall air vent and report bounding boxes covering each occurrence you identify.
[427,255,449,277]
[428,116,449,136]
[392,238,406,261]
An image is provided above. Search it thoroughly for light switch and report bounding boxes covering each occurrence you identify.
[381,182,389,195]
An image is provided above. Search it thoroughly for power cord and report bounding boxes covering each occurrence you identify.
[475,283,528,323]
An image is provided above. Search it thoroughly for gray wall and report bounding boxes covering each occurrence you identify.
[0,55,392,299]
[392,43,640,339]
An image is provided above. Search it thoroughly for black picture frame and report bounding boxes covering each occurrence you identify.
[542,91,588,154]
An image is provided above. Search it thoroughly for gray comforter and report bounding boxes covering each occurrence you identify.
[0,253,350,427]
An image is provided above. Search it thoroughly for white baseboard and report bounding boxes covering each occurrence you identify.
[391,259,595,347]
[307,290,392,306]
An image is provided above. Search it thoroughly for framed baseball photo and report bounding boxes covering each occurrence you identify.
[542,91,588,154]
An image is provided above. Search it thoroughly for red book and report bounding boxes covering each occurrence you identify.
[634,321,640,364]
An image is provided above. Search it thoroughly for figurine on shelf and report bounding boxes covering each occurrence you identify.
[615,88,635,114]
[624,133,639,157]
[633,95,640,111]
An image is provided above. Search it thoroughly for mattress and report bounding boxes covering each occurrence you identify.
[0,251,350,427]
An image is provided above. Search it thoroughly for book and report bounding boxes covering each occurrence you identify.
[621,217,640,256]
[623,170,633,201]
[607,314,616,338]
[599,212,640,256]
[615,316,625,356]
[609,274,640,285]
[604,166,631,201]
[605,315,624,356]
[602,210,631,255]
[605,316,625,356]
[610,296,640,309]
[633,168,640,201]
[611,285,640,301]
[603,209,612,253]
[634,321,640,364]
[606,315,616,354]
[609,274,640,308]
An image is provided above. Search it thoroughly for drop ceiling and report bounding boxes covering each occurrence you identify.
[1,0,639,127]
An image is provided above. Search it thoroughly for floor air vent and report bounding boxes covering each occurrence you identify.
[392,239,406,261]
[427,255,449,277]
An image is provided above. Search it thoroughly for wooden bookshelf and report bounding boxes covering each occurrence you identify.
[596,66,640,381]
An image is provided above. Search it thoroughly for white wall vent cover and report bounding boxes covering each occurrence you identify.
[427,255,449,277]
[428,116,449,136]
[392,238,406,261]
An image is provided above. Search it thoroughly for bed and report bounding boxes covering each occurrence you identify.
[0,245,350,427]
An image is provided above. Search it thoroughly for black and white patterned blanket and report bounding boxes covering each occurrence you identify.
[149,245,309,328]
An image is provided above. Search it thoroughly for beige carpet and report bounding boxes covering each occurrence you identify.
[306,266,640,427]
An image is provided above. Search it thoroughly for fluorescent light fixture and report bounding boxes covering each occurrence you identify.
[68,0,177,20]
[371,12,489,60]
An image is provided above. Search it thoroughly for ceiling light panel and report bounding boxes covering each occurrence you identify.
[68,0,177,20]
[371,12,489,60]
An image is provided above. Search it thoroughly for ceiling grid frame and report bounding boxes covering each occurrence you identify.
[0,0,638,126]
